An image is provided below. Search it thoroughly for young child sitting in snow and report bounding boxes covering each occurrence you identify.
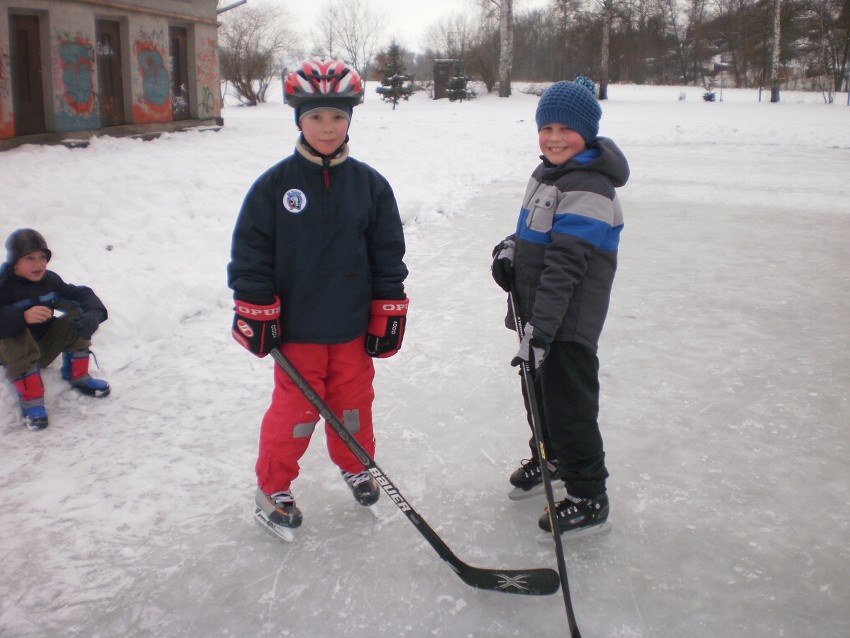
[491,78,629,537]
[0,229,110,430]
[228,58,408,540]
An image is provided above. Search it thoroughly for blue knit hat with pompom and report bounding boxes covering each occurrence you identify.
[535,79,602,143]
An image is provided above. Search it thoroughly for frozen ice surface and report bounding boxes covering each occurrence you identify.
[1,84,848,637]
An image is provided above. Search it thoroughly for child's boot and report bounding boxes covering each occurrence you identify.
[12,369,49,430]
[61,351,111,398]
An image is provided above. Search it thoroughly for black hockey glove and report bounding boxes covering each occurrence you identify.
[232,296,281,357]
[491,238,516,293]
[510,324,550,373]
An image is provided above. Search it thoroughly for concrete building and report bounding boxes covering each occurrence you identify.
[0,0,221,149]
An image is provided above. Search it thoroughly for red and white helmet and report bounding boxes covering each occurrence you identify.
[284,58,364,108]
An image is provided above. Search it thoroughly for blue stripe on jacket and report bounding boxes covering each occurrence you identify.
[517,209,622,251]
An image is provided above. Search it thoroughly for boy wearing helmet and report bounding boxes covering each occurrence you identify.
[490,79,629,537]
[0,229,110,430]
[228,58,408,540]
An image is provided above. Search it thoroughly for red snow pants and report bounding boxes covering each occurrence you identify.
[256,338,376,494]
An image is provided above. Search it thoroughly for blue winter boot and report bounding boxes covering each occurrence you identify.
[12,370,49,431]
[61,351,111,398]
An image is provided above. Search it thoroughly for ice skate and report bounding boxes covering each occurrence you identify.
[537,493,612,541]
[254,488,302,542]
[508,457,558,500]
[341,469,380,517]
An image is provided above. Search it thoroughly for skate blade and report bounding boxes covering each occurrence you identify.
[536,521,612,545]
[364,503,380,519]
[508,484,546,501]
[254,507,295,542]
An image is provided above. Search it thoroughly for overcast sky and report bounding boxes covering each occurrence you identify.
[294,0,550,53]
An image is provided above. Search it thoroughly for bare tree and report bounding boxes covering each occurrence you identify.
[802,0,850,94]
[423,12,479,58]
[549,0,586,80]
[769,0,782,101]
[485,0,515,96]
[219,1,295,105]
[468,24,500,92]
[653,0,694,83]
[344,0,847,94]
[690,0,711,84]
[598,0,614,98]
[310,0,385,84]
[586,0,633,99]
[310,2,340,60]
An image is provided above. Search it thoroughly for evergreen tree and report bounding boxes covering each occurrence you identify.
[375,40,413,110]
[446,75,477,102]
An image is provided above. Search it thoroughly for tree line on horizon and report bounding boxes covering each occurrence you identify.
[218,0,849,106]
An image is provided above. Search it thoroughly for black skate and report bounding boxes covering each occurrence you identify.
[341,470,380,510]
[254,488,302,542]
[538,493,611,540]
[508,457,559,501]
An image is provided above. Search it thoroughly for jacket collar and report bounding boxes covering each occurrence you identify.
[295,137,350,168]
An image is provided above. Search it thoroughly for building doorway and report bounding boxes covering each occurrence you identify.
[169,26,189,120]
[96,20,126,126]
[10,14,46,135]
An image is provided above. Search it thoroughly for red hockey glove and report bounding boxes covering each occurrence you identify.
[365,298,409,358]
[232,296,281,357]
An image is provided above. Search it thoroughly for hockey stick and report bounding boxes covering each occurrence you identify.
[270,347,560,596]
[508,290,583,637]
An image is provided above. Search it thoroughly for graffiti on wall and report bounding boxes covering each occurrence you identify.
[133,28,171,123]
[0,47,13,138]
[195,37,220,118]
[54,31,99,131]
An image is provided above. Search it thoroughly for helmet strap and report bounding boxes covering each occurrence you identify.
[299,133,349,164]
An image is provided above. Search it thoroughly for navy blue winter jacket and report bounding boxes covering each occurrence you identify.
[228,143,407,344]
[0,264,108,340]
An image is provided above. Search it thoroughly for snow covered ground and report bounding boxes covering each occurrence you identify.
[1,83,848,638]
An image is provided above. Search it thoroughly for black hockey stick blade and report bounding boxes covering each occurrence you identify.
[453,562,561,595]
[270,348,560,596]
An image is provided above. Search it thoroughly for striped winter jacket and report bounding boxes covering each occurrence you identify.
[505,137,629,352]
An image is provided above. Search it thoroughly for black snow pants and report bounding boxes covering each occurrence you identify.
[521,340,609,499]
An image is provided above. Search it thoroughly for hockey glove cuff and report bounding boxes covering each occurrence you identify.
[510,324,550,372]
[365,298,409,358]
[232,296,281,357]
[491,238,516,293]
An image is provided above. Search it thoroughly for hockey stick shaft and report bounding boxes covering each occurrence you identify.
[508,291,583,637]
[270,347,559,596]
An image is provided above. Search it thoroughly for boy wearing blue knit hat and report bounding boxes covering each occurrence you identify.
[490,79,630,537]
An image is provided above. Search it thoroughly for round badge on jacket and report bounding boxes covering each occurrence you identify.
[283,189,307,213]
